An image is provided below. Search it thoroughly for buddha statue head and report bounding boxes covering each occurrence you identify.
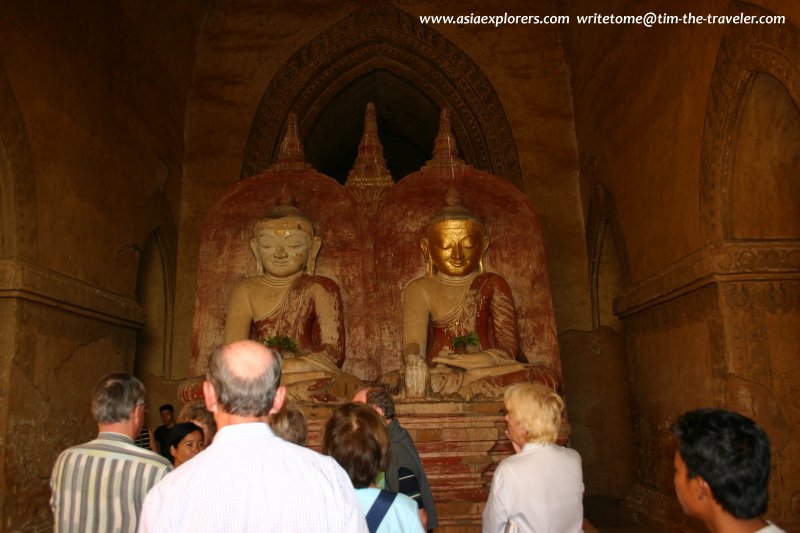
[421,188,489,277]
[250,198,322,277]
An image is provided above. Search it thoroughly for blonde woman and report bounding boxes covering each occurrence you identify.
[483,383,584,533]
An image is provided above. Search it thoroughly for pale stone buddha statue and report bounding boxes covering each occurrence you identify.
[403,188,529,399]
[224,200,345,387]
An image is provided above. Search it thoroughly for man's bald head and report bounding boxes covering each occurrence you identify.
[206,340,282,417]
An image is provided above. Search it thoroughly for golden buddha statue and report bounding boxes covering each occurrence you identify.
[403,188,529,399]
[224,199,345,388]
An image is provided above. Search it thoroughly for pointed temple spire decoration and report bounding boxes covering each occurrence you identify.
[345,103,393,215]
[424,108,468,171]
[270,113,311,171]
[345,102,393,187]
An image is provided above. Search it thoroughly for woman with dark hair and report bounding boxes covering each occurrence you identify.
[324,403,423,533]
[167,422,204,468]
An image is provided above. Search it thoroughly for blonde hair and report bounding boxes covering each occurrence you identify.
[504,383,564,444]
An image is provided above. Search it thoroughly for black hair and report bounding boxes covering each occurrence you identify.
[672,408,771,519]
[159,404,174,413]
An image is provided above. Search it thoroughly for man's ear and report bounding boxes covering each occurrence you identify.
[269,385,287,416]
[203,380,218,413]
[374,406,386,419]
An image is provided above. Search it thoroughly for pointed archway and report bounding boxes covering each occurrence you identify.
[241,2,523,189]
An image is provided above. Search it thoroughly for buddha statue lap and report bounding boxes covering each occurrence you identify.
[224,200,347,398]
[403,189,540,400]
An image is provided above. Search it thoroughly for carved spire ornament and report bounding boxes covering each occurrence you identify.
[346,103,393,214]
[424,108,468,171]
[270,113,311,171]
[346,102,393,187]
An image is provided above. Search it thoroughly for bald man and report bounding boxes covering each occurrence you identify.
[140,341,367,533]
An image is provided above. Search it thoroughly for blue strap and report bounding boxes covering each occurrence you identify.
[365,490,398,533]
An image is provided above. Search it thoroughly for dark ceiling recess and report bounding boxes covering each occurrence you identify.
[304,69,451,184]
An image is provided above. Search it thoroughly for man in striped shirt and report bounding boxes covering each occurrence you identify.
[50,373,173,532]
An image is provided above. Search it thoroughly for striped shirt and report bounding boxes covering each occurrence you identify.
[134,426,152,450]
[50,432,172,533]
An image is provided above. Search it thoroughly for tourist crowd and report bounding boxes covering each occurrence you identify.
[50,340,784,533]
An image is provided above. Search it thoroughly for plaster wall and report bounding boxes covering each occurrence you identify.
[562,0,800,529]
[0,2,204,529]
[0,2,197,291]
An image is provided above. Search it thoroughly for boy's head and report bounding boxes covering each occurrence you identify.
[671,408,771,521]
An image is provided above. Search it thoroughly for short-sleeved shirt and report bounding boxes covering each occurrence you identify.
[50,432,172,533]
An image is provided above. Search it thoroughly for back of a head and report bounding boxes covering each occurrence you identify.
[207,341,282,418]
[270,403,308,446]
[92,373,145,424]
[672,408,771,519]
[503,382,564,444]
[323,403,390,488]
[364,385,395,419]
[178,400,217,438]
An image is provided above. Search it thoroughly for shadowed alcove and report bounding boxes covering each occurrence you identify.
[304,69,439,182]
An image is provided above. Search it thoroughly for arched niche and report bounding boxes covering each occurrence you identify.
[134,228,173,379]
[698,5,800,527]
[133,189,177,379]
[728,73,800,240]
[586,180,630,333]
[241,2,522,189]
[700,2,800,243]
[0,63,36,261]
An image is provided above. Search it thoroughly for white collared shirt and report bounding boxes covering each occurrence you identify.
[139,423,367,533]
[483,442,584,533]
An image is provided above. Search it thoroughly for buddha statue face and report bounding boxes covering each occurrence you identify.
[422,218,488,277]
[250,216,322,277]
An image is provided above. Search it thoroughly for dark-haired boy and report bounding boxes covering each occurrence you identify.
[672,408,784,533]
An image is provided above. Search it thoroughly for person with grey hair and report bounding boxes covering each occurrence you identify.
[139,340,368,533]
[50,373,172,533]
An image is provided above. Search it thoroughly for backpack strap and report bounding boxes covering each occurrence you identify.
[365,490,398,533]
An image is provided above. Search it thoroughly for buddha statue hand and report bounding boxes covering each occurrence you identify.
[281,350,340,374]
[430,349,517,371]
[404,354,430,398]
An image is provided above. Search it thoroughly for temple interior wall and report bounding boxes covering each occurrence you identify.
[0,0,798,530]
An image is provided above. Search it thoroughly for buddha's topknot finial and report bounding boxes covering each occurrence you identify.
[428,186,483,227]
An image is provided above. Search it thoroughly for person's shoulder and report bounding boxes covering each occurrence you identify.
[388,492,425,531]
[387,419,414,444]
[113,440,174,469]
[57,436,172,469]
[54,439,96,459]
[392,491,419,511]
[552,444,582,461]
